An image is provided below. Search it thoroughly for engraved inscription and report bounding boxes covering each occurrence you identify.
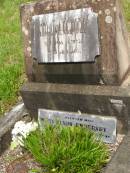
[31,8,100,63]
[39,109,117,144]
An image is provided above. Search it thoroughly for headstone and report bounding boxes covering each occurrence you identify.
[21,0,130,85]
[31,8,100,63]
[38,109,117,143]
[20,0,130,85]
[20,0,130,137]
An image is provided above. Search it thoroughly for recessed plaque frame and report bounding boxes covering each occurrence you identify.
[31,8,100,63]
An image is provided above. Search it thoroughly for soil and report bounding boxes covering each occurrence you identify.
[0,147,40,173]
[0,146,42,173]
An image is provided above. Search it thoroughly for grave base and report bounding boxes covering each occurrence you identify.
[20,82,130,134]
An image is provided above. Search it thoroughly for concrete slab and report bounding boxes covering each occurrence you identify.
[103,130,130,173]
[20,82,130,134]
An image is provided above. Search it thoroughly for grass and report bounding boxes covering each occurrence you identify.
[23,122,109,173]
[121,0,130,31]
[0,0,34,115]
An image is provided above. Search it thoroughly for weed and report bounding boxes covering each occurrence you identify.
[23,122,109,173]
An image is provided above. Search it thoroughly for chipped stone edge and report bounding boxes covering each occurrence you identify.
[0,102,28,154]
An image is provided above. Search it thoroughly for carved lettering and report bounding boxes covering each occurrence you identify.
[31,8,100,63]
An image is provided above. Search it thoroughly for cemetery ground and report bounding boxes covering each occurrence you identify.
[0,0,130,173]
[0,0,35,116]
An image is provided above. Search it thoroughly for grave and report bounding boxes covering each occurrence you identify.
[20,0,130,139]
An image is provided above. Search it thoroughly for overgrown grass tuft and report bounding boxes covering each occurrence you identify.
[23,122,109,173]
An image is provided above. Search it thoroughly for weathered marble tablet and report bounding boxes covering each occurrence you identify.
[38,109,117,143]
[31,8,100,63]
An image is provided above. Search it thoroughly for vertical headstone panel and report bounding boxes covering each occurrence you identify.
[20,0,119,85]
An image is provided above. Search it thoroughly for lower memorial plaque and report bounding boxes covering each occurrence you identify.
[38,109,117,143]
[31,8,100,63]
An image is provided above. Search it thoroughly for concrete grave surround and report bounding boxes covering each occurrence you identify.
[20,0,130,140]
[20,1,130,172]
[0,103,27,154]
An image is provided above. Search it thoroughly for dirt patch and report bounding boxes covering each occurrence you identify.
[0,146,42,173]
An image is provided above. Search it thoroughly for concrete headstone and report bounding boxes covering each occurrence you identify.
[20,0,130,84]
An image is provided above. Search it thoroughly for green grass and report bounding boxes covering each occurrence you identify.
[23,122,109,173]
[0,0,34,115]
[122,0,130,31]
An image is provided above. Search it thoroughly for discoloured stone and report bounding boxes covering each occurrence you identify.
[110,3,114,6]
[101,35,103,39]
[105,9,111,15]
[20,0,130,85]
[113,6,117,12]
[98,10,102,15]
[20,0,118,85]
[105,15,113,23]
[27,47,31,52]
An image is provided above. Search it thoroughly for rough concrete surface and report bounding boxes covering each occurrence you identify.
[21,82,130,134]
[104,130,130,173]
[20,0,130,85]
[0,103,27,155]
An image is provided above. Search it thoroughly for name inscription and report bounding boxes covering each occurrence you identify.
[38,109,117,143]
[31,8,100,63]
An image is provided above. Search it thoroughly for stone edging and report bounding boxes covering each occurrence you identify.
[0,103,27,155]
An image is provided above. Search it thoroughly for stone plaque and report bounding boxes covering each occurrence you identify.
[38,109,117,143]
[31,8,100,63]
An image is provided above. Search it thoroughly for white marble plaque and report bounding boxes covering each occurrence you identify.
[38,109,117,143]
[31,8,100,63]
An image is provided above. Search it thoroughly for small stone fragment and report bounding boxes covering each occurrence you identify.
[105,9,111,15]
[105,15,113,24]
